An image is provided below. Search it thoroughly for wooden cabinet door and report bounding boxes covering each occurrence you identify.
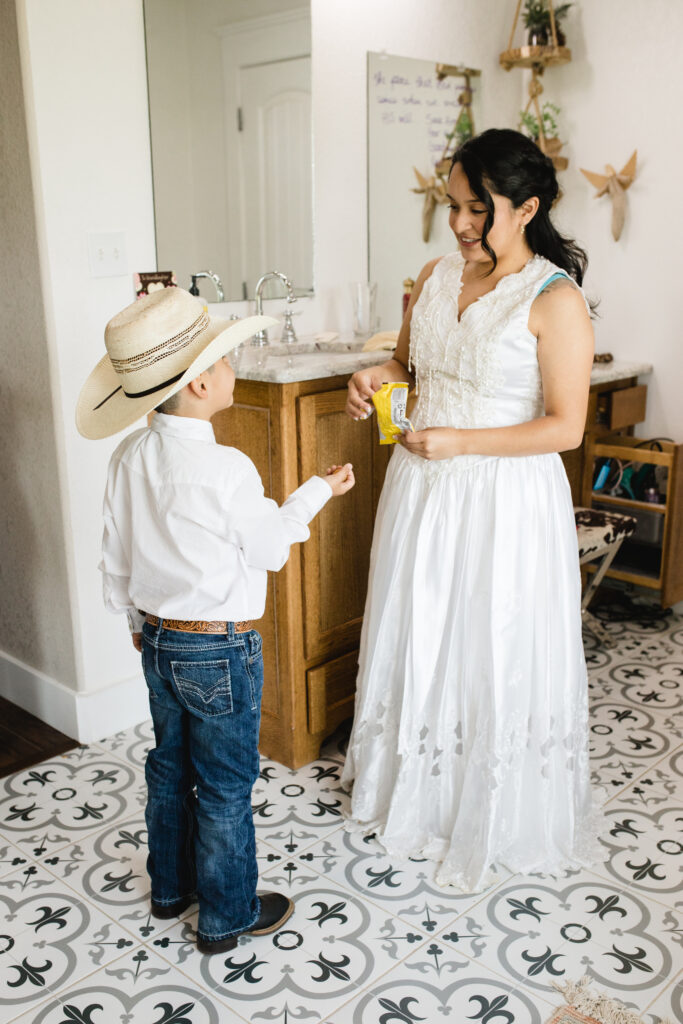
[212,392,284,724]
[298,389,389,662]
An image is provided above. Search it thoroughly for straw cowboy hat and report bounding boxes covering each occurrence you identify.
[76,287,276,439]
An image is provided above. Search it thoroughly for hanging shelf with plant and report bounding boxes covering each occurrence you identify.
[500,0,572,171]
[500,0,572,71]
[519,99,568,171]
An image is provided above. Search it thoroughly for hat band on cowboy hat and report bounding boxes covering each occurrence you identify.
[93,307,211,409]
[76,287,277,440]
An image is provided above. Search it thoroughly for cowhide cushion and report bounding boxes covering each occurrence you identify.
[574,506,637,560]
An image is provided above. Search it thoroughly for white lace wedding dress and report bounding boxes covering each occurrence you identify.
[341,251,604,892]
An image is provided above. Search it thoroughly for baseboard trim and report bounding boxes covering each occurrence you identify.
[0,649,149,744]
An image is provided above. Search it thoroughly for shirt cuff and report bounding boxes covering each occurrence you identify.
[290,475,333,520]
[127,609,146,634]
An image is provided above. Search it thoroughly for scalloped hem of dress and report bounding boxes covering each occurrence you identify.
[342,796,608,896]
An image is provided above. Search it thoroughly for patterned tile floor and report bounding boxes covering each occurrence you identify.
[0,604,681,1023]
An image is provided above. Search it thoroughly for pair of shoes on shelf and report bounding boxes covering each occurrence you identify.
[150,893,195,920]
[197,891,294,955]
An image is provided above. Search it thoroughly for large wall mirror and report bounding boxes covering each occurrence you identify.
[143,1,312,302]
[368,52,481,332]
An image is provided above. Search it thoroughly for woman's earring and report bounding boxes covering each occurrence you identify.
[520,224,525,235]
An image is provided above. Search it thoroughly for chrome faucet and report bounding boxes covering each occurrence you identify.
[190,271,224,303]
[252,271,297,346]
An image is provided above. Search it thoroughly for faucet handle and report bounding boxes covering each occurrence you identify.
[280,309,300,345]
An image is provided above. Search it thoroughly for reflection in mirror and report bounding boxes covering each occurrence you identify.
[368,52,481,331]
[143,1,312,302]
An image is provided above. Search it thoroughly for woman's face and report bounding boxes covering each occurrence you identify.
[447,162,527,267]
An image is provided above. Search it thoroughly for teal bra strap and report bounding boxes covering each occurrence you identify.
[535,271,567,297]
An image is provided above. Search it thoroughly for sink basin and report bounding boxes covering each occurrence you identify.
[231,333,386,382]
[267,341,324,356]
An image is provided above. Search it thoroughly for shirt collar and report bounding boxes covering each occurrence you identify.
[150,412,216,443]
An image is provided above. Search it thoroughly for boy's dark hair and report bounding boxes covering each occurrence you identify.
[155,362,215,415]
[156,391,182,415]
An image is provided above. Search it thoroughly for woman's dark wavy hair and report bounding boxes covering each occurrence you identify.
[452,128,588,285]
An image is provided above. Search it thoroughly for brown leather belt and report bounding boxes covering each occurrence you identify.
[146,614,253,635]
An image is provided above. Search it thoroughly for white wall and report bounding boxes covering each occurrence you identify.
[9,0,157,736]
[544,1,683,440]
[0,0,77,689]
[8,0,683,738]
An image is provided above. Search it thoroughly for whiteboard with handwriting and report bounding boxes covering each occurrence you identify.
[367,52,481,331]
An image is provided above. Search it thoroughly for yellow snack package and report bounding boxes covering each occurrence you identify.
[371,382,414,445]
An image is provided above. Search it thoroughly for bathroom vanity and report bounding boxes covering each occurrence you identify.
[212,341,653,767]
[211,338,389,768]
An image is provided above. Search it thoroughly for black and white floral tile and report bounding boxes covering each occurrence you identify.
[0,608,681,1024]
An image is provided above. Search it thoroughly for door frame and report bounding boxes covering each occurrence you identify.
[219,10,311,300]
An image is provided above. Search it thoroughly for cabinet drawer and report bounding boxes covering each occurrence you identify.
[607,385,647,430]
[307,650,358,735]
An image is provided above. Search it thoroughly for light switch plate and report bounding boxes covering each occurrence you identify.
[87,232,128,278]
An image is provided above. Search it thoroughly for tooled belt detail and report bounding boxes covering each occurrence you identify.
[145,614,252,634]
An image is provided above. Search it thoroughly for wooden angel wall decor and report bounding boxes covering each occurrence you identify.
[580,151,637,241]
[411,168,449,243]
[411,65,480,242]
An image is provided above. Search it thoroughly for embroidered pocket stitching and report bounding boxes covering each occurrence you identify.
[170,659,233,717]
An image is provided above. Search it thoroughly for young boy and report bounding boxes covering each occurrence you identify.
[76,287,354,953]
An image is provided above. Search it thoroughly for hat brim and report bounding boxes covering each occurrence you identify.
[76,314,277,440]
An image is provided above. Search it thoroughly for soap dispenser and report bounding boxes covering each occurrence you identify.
[189,275,200,296]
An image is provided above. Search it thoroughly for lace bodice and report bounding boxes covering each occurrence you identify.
[409,251,572,434]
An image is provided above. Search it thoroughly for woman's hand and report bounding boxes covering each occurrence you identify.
[132,632,143,653]
[399,427,462,461]
[346,368,388,420]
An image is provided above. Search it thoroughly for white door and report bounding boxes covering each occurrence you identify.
[238,57,312,298]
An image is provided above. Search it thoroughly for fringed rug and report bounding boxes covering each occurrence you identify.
[546,977,674,1024]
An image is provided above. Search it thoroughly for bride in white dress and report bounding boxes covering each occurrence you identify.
[342,129,603,892]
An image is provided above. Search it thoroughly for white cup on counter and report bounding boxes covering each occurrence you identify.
[350,281,378,336]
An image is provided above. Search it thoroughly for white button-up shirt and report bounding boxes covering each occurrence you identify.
[100,413,332,632]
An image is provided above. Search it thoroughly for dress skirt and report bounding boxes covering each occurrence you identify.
[341,444,604,893]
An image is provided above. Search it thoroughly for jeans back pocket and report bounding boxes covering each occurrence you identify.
[170,659,233,718]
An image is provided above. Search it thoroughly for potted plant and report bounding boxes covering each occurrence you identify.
[522,1,572,46]
[519,102,568,169]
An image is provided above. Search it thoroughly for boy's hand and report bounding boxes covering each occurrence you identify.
[132,632,143,653]
[326,463,355,496]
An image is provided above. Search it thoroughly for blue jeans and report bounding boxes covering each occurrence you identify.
[141,619,263,943]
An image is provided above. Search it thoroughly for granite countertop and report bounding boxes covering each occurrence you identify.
[588,360,652,386]
[234,335,386,383]
[234,334,653,387]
